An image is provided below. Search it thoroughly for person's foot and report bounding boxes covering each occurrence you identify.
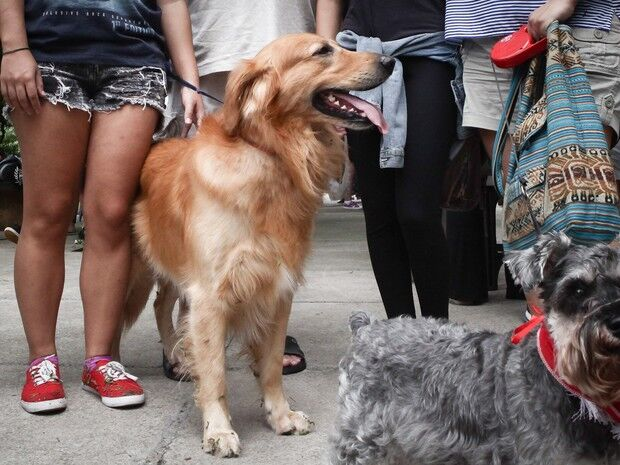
[21,354,67,413]
[449,298,487,306]
[322,193,340,206]
[3,226,20,244]
[342,194,362,210]
[162,351,191,382]
[283,336,306,375]
[81,357,145,408]
[71,239,84,252]
[283,355,302,369]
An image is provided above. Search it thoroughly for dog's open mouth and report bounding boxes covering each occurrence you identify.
[313,90,388,134]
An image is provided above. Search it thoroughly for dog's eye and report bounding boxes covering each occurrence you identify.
[313,44,334,57]
[569,281,588,296]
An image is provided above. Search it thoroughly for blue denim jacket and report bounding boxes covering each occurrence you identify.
[337,30,465,168]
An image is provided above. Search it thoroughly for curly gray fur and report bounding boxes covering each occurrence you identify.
[331,315,620,465]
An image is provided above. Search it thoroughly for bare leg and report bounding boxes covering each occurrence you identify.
[80,105,158,358]
[604,127,614,150]
[479,127,513,176]
[11,103,89,361]
[252,296,313,435]
[186,292,240,457]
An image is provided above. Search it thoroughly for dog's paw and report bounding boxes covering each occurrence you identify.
[270,410,315,436]
[202,429,241,458]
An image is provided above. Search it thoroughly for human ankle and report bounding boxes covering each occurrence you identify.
[84,355,112,372]
[29,353,58,367]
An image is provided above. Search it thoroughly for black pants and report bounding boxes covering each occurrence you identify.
[348,57,456,319]
[446,208,489,303]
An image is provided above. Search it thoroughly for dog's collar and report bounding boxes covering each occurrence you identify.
[511,316,620,425]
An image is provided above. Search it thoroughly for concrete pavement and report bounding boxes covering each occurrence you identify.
[0,207,523,465]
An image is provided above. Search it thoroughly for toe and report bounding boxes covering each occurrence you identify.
[283,355,301,367]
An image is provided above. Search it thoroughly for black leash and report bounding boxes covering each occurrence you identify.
[165,63,223,104]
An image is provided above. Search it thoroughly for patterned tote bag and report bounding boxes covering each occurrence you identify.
[493,22,620,252]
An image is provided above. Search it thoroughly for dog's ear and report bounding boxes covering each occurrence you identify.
[505,232,571,291]
[349,312,372,335]
[221,59,279,135]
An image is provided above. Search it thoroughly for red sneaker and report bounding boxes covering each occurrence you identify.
[21,354,67,413]
[81,358,145,408]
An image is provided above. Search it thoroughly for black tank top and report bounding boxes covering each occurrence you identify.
[342,0,446,41]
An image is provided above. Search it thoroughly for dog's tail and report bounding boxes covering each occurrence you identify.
[349,312,371,335]
[123,252,156,330]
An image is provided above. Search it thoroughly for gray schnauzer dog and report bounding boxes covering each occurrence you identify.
[331,233,620,465]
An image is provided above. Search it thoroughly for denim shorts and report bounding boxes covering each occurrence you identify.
[38,63,167,117]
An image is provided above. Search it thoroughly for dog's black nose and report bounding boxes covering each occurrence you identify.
[608,314,620,338]
[380,55,395,73]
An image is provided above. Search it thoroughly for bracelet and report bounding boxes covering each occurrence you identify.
[2,47,29,56]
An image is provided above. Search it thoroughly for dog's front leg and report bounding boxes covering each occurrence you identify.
[253,296,314,435]
[187,298,240,458]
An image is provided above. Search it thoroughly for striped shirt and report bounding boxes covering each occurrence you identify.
[445,0,620,41]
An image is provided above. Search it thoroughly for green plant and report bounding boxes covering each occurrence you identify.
[0,95,19,156]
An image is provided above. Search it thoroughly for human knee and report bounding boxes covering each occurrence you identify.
[24,194,75,239]
[83,197,132,233]
[397,206,439,234]
[362,202,398,237]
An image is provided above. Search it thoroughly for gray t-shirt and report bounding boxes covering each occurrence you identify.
[190,0,316,75]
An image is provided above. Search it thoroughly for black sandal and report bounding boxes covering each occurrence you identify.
[283,336,307,375]
[163,337,306,379]
[163,350,191,382]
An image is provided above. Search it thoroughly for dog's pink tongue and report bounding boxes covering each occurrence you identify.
[334,93,389,135]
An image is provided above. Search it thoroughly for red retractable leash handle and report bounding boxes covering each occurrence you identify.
[490,25,548,68]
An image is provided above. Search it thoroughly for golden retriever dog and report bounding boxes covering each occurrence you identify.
[124,33,393,457]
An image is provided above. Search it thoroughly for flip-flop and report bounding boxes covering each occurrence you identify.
[163,338,306,379]
[162,350,191,382]
[283,336,307,375]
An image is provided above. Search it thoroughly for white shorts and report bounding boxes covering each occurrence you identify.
[157,71,229,140]
[461,15,620,142]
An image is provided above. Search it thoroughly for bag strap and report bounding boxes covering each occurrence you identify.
[491,65,526,197]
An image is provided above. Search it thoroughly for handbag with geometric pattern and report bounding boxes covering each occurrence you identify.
[493,21,620,251]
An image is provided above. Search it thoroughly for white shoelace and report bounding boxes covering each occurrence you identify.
[98,361,138,383]
[29,359,59,386]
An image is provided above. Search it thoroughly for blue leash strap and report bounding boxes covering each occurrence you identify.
[165,62,223,104]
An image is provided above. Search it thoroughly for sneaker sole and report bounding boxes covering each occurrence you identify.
[21,397,67,413]
[81,384,145,408]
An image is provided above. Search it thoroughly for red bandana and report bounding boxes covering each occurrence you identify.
[511,311,620,424]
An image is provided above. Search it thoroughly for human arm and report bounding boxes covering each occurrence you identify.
[0,0,44,116]
[528,0,578,40]
[158,0,204,135]
[316,0,345,39]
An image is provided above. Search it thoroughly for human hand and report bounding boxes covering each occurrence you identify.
[528,0,577,40]
[0,49,44,116]
[180,86,205,137]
